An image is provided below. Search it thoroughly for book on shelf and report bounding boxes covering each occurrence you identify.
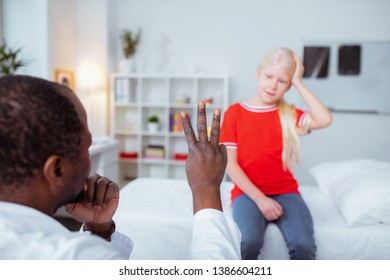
[144,145,165,159]
[169,112,185,132]
[146,145,165,149]
[173,153,188,161]
[120,151,138,159]
[115,79,132,104]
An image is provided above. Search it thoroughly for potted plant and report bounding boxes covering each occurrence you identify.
[119,29,141,73]
[147,115,159,133]
[0,41,28,75]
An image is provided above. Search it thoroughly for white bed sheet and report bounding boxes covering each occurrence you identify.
[114,178,390,260]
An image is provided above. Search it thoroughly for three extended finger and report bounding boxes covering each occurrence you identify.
[196,102,208,144]
[209,108,221,147]
[181,110,197,151]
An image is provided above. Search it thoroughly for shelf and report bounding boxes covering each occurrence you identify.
[141,131,166,136]
[119,158,139,164]
[140,103,167,108]
[141,158,166,165]
[168,103,194,109]
[168,132,184,137]
[110,73,228,180]
[111,72,228,79]
[167,159,186,166]
[114,103,137,108]
[114,130,138,135]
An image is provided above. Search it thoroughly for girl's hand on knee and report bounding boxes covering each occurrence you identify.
[256,196,283,221]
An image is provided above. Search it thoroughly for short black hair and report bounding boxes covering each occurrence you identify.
[0,75,84,186]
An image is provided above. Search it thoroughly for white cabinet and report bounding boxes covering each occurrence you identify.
[110,73,228,186]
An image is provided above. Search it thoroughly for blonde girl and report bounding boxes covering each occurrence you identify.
[220,47,332,259]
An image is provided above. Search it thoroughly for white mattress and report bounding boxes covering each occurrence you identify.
[114,178,390,260]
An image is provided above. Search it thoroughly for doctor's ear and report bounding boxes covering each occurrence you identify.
[55,164,62,177]
[43,155,64,181]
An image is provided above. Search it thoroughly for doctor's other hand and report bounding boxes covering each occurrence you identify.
[64,173,119,225]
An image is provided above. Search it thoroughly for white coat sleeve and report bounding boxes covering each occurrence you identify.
[110,231,134,259]
[189,208,241,260]
[78,230,134,259]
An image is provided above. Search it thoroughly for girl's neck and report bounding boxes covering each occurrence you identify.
[246,96,277,107]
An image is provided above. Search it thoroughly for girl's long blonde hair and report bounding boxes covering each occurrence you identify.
[259,48,311,171]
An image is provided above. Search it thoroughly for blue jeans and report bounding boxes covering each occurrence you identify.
[232,193,316,260]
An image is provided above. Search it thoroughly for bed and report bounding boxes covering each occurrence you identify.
[113,159,390,260]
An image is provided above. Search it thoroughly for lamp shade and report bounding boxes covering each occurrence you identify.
[78,60,105,89]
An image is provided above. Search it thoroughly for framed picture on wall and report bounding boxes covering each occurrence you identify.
[54,69,75,92]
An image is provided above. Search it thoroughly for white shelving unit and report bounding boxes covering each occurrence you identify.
[110,73,229,186]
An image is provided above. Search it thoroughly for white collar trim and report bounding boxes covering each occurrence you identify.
[239,102,278,113]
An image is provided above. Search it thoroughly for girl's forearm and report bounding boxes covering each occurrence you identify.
[294,80,333,129]
[227,161,266,202]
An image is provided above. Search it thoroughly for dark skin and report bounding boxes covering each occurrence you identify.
[181,101,227,214]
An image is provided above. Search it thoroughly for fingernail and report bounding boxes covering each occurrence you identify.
[181,111,186,118]
[214,109,220,116]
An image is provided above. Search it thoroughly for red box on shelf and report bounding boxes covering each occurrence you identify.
[174,153,188,161]
[120,152,138,159]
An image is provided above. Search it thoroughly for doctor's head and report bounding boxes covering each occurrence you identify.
[0,75,92,213]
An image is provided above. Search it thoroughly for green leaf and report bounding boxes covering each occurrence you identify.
[0,40,29,75]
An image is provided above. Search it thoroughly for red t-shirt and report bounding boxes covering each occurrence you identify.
[220,102,309,202]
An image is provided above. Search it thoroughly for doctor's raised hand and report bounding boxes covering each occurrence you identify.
[181,101,227,214]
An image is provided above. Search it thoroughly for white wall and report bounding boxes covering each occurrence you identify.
[295,112,390,184]
[75,0,110,138]
[0,0,3,38]
[2,0,109,138]
[48,0,77,75]
[3,0,78,78]
[113,0,390,184]
[49,0,109,138]
[3,0,49,77]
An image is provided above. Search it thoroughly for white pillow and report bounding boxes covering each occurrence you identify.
[310,159,390,227]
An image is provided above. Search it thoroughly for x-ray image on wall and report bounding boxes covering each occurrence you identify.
[303,46,330,78]
[338,45,361,75]
[301,41,390,113]
[302,45,361,78]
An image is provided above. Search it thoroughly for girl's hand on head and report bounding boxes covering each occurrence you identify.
[292,52,304,86]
